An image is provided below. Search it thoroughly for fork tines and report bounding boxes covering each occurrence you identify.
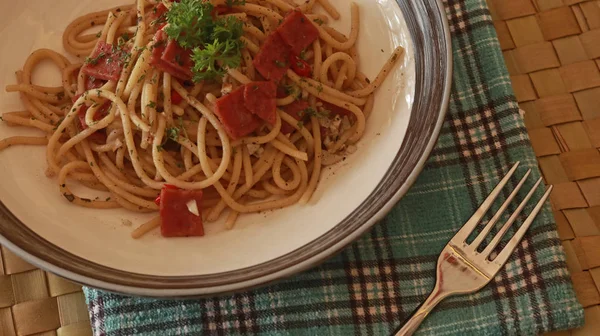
[450,162,553,268]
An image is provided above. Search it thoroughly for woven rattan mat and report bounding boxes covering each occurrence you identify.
[488,0,600,334]
[1,0,599,334]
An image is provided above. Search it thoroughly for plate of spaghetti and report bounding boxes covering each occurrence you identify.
[0,0,450,296]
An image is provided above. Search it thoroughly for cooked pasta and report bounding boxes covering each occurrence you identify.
[0,0,404,238]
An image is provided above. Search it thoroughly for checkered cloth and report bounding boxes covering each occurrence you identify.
[84,0,585,334]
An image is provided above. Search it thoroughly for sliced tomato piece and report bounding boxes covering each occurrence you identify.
[214,86,261,139]
[280,99,309,134]
[73,100,110,142]
[159,187,205,237]
[154,184,178,206]
[171,89,183,105]
[290,54,311,77]
[150,30,192,80]
[276,10,320,55]
[161,40,194,80]
[212,5,232,18]
[253,32,291,82]
[149,3,168,29]
[81,41,127,82]
[276,85,288,98]
[85,76,106,91]
[150,30,168,63]
[76,101,111,129]
[243,81,277,125]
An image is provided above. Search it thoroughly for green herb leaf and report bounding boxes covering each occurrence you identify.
[178,116,189,139]
[166,127,180,141]
[299,107,330,119]
[165,0,245,81]
[85,52,106,65]
[165,0,216,49]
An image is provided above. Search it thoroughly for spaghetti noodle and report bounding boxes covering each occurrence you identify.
[0,0,404,238]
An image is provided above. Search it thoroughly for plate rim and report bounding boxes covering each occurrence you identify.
[0,0,452,297]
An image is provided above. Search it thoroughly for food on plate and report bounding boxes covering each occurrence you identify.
[0,0,404,238]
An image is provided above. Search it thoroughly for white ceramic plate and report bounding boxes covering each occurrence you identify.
[0,0,451,296]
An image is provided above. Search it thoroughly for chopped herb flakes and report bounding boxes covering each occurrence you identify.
[166,127,180,141]
[274,60,288,68]
[299,107,330,119]
[85,52,105,65]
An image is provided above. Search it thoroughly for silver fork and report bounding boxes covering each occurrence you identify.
[393,162,553,336]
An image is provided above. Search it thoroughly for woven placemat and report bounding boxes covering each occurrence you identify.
[1,0,599,335]
[488,0,600,334]
[0,246,91,335]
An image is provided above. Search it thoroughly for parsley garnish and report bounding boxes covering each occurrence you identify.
[165,0,244,81]
[165,0,217,49]
[166,127,180,141]
[313,18,325,26]
[191,16,244,81]
[156,145,164,152]
[147,101,156,108]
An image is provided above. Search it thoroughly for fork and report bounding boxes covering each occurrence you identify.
[393,162,553,336]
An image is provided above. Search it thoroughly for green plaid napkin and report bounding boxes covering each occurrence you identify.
[84,0,585,334]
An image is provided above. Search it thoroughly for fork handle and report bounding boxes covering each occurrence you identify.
[393,288,447,336]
